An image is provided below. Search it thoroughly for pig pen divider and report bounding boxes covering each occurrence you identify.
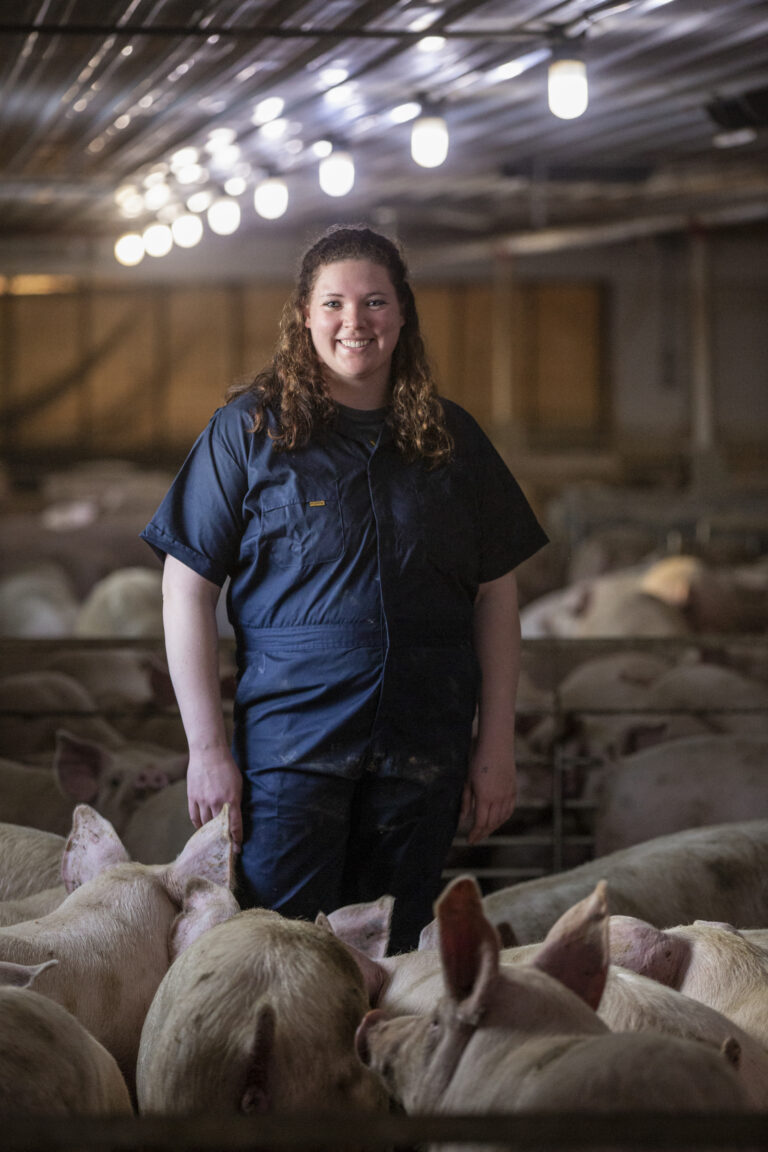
[3,1110,768,1151]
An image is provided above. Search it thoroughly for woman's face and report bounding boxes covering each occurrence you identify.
[304,258,404,407]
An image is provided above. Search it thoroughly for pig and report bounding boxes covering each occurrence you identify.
[136,907,392,1120]
[419,820,768,948]
[0,803,239,1090]
[0,887,65,926]
[0,728,188,839]
[639,554,768,633]
[120,779,195,864]
[0,758,75,835]
[74,567,164,637]
[326,900,768,1110]
[0,670,124,757]
[597,966,768,1110]
[608,916,768,1049]
[593,735,768,856]
[52,729,188,834]
[42,646,174,712]
[520,569,691,639]
[643,664,768,737]
[355,878,749,1152]
[0,959,133,1115]
[0,821,65,899]
[0,563,79,638]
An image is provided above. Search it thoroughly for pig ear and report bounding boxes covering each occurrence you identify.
[61,804,130,892]
[418,919,439,950]
[607,915,685,985]
[323,894,394,959]
[355,1008,386,1065]
[241,1003,276,1115]
[168,805,234,893]
[436,875,500,1012]
[319,921,389,1007]
[0,958,57,988]
[54,730,113,803]
[169,877,240,960]
[532,880,609,1011]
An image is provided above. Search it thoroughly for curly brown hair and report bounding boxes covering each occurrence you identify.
[226,223,453,466]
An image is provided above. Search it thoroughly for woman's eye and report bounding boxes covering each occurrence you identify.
[322,300,341,309]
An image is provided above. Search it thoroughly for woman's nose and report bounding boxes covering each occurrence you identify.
[342,302,365,327]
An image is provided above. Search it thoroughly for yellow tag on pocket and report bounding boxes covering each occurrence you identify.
[309,500,326,507]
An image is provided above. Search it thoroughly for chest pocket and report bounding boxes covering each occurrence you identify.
[417,465,479,586]
[256,481,345,569]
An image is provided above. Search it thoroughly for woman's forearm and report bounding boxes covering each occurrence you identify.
[161,555,242,843]
[462,570,521,844]
[161,555,228,754]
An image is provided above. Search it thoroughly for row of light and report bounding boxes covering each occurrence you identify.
[113,49,591,264]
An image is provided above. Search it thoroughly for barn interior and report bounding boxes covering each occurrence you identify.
[1,1,768,1145]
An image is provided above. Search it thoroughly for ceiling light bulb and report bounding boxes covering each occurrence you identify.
[114,232,144,266]
[312,139,333,158]
[411,115,449,167]
[318,151,355,197]
[171,146,199,169]
[143,222,173,257]
[224,176,247,196]
[548,58,589,119]
[186,189,214,213]
[171,213,204,248]
[252,96,284,125]
[175,163,207,185]
[417,36,445,53]
[254,177,289,220]
[207,197,241,235]
[391,101,422,124]
[143,183,171,211]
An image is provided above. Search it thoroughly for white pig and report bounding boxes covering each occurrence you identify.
[0,804,239,1089]
[355,878,748,1152]
[608,915,768,1049]
[597,966,768,1110]
[0,670,124,756]
[137,907,392,1120]
[0,959,133,1115]
[0,888,65,926]
[594,735,768,855]
[420,820,768,948]
[0,821,65,899]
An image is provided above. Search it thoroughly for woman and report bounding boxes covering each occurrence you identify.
[142,224,547,952]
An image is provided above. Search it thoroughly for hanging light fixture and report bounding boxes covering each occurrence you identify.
[411,109,449,168]
[547,45,589,120]
[254,176,289,220]
[318,148,355,197]
[207,197,241,236]
[142,222,173,257]
[114,232,144,266]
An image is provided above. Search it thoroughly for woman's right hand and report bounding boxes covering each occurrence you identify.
[186,745,243,851]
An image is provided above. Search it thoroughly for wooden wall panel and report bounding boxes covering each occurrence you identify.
[166,289,233,445]
[12,295,83,451]
[0,279,607,470]
[87,292,157,454]
[240,284,291,380]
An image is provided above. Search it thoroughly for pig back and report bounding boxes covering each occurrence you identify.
[137,907,390,1117]
[0,822,65,899]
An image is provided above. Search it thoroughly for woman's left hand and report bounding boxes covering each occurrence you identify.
[460,742,517,845]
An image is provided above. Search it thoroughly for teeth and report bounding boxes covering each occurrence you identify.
[339,339,371,348]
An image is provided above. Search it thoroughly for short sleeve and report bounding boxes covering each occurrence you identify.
[444,401,548,585]
[140,403,251,586]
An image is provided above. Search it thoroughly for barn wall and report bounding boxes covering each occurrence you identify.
[1,224,766,486]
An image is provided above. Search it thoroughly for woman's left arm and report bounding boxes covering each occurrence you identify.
[462,569,521,845]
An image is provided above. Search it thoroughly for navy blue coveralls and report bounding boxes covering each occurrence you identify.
[141,392,547,952]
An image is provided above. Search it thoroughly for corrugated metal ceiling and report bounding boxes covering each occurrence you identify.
[0,0,767,256]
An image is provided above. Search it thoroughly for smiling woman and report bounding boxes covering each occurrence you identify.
[140,223,548,953]
[303,259,405,408]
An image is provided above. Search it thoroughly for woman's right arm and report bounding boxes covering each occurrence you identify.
[161,554,242,849]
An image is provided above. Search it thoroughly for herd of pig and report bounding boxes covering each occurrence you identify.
[1,462,768,1143]
[2,802,768,1150]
